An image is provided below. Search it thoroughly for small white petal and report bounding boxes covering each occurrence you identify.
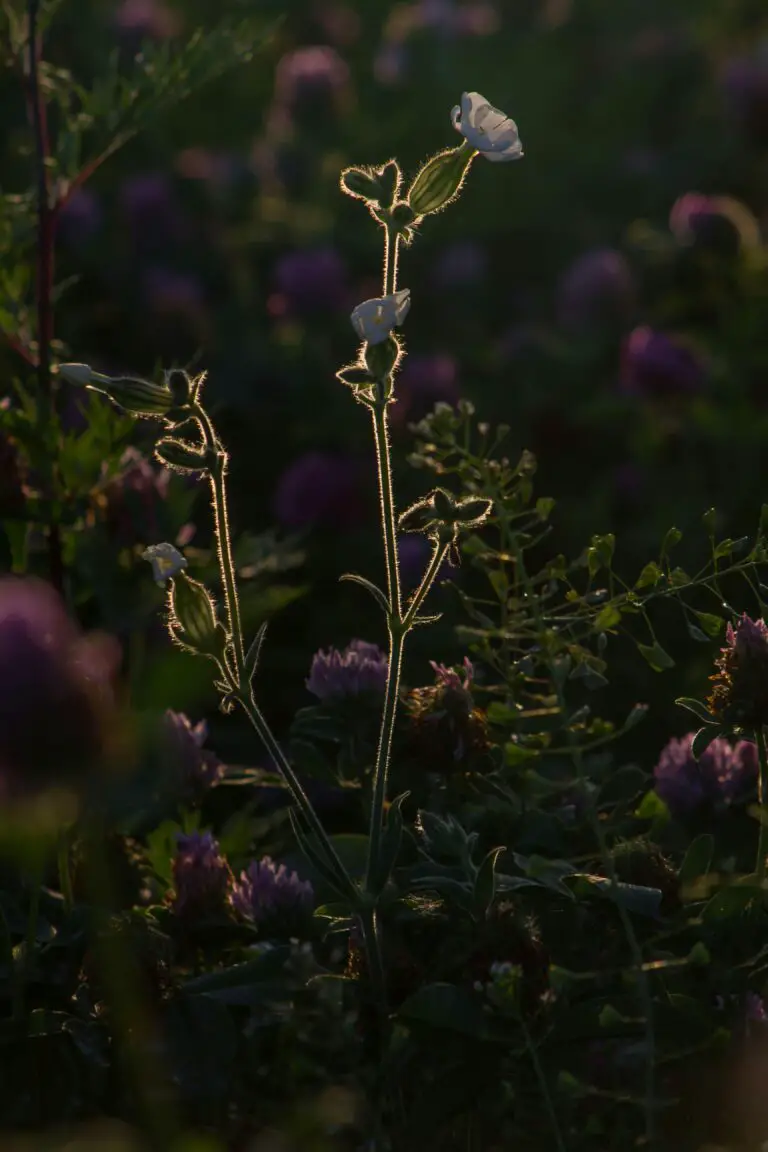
[58,363,93,385]
[142,542,188,585]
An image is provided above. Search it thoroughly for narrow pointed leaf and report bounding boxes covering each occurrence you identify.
[675,697,716,725]
[473,846,506,916]
[288,809,356,902]
[370,791,410,896]
[245,621,268,684]
[339,573,390,614]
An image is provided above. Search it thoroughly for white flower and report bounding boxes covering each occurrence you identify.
[451,92,523,162]
[350,289,411,345]
[142,542,188,585]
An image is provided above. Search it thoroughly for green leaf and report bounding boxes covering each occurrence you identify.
[686,622,710,643]
[288,811,356,902]
[679,835,714,886]
[635,561,662,589]
[593,603,621,631]
[702,884,764,922]
[244,621,268,686]
[692,726,726,761]
[397,983,489,1038]
[183,949,290,1002]
[636,641,675,672]
[536,497,555,521]
[675,697,716,725]
[660,527,682,556]
[572,875,663,918]
[369,792,410,896]
[635,791,670,823]
[472,847,506,916]
[693,612,723,638]
[339,572,390,614]
[702,507,717,538]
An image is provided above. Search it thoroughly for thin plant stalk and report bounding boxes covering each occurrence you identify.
[27,0,64,595]
[521,1018,566,1152]
[756,725,768,883]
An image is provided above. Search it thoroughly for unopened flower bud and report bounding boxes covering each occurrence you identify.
[364,334,401,383]
[407,143,475,217]
[165,369,193,407]
[170,572,227,659]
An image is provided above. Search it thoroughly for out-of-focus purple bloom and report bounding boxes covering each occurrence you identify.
[306,639,388,702]
[723,44,768,145]
[556,248,635,334]
[416,0,499,35]
[274,45,350,121]
[746,992,768,1023]
[143,267,206,319]
[669,192,760,255]
[273,451,366,531]
[391,354,460,429]
[57,188,103,249]
[397,534,452,592]
[0,577,121,798]
[161,710,224,796]
[175,148,244,194]
[231,856,314,932]
[170,831,233,919]
[119,173,179,253]
[620,327,706,398]
[653,732,757,817]
[433,241,488,290]
[273,246,348,317]
[115,0,181,38]
[374,42,408,86]
[101,447,170,547]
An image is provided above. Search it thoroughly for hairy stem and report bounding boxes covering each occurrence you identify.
[193,405,246,673]
[27,0,64,594]
[238,689,357,903]
[382,222,401,298]
[403,540,450,628]
[756,726,768,883]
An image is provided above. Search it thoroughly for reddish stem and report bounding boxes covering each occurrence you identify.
[27,0,64,594]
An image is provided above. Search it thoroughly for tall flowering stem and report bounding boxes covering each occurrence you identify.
[756,726,768,883]
[190,404,357,904]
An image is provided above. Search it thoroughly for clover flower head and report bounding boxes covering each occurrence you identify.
[351,290,411,345]
[306,638,389,701]
[142,542,188,585]
[430,656,473,692]
[162,709,224,794]
[707,614,768,728]
[451,92,523,162]
[746,992,768,1023]
[170,831,233,918]
[231,855,314,930]
[653,731,757,816]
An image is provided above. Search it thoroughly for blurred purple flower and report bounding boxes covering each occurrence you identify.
[391,354,460,429]
[273,451,366,531]
[231,855,314,932]
[747,992,768,1023]
[273,246,348,316]
[119,173,180,252]
[171,831,233,919]
[115,0,181,38]
[143,267,205,319]
[57,188,103,249]
[723,45,768,145]
[161,710,224,796]
[556,248,635,334]
[653,732,757,817]
[620,327,706,398]
[433,241,488,290]
[306,639,388,702]
[669,192,760,255]
[274,45,350,120]
[0,577,121,798]
[101,447,170,547]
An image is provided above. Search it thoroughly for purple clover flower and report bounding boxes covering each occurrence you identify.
[747,992,768,1023]
[231,856,314,934]
[273,246,348,317]
[556,248,635,334]
[726,613,768,660]
[306,639,388,702]
[161,710,224,796]
[274,45,350,121]
[669,192,760,255]
[170,831,233,918]
[620,327,706,398]
[272,451,366,531]
[653,732,757,817]
[0,577,121,798]
[430,657,474,692]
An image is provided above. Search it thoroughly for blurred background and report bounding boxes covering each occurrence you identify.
[4,0,768,767]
